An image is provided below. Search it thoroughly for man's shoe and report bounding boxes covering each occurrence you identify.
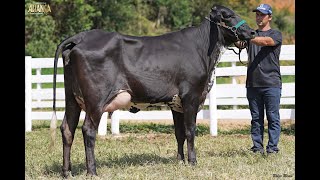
[266,149,279,155]
[250,147,264,154]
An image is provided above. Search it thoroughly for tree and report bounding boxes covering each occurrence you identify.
[25,0,57,57]
[25,0,295,57]
[50,0,99,40]
[154,0,192,30]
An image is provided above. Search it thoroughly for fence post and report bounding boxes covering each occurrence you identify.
[290,109,295,120]
[98,112,108,136]
[36,68,42,102]
[209,75,217,136]
[231,61,238,110]
[25,56,32,132]
[111,110,120,135]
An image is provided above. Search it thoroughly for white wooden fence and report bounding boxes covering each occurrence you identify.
[25,45,295,136]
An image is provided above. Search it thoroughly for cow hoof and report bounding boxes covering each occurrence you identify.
[62,171,72,178]
[188,160,197,166]
[177,160,185,165]
[176,154,185,161]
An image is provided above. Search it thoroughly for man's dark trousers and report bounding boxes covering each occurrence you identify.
[247,87,281,153]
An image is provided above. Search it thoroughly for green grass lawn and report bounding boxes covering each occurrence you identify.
[25,120,295,180]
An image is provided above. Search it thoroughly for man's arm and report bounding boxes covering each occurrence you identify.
[234,34,276,48]
[250,36,275,46]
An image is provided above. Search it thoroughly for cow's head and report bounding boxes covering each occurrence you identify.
[207,5,255,44]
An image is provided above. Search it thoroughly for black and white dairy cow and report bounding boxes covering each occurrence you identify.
[50,4,255,177]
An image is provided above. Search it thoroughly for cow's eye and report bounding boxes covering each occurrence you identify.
[225,15,233,19]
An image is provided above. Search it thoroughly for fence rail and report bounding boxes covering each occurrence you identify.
[25,45,295,136]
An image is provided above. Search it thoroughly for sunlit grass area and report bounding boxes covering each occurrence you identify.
[26,120,295,179]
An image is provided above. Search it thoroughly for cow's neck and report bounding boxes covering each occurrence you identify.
[183,20,222,73]
[195,20,227,91]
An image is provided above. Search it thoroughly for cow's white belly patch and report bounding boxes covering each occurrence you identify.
[76,89,199,114]
[130,94,183,113]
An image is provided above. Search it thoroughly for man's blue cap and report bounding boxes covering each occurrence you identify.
[253,4,272,15]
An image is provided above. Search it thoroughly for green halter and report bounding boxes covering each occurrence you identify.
[234,20,246,29]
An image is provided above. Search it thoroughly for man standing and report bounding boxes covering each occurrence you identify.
[237,4,282,154]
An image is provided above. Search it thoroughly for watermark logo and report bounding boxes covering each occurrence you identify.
[27,2,51,15]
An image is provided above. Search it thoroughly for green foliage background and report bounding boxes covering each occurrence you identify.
[25,0,295,58]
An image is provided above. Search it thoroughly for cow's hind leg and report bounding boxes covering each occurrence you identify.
[171,110,186,162]
[60,97,81,177]
[82,112,102,176]
[60,60,82,178]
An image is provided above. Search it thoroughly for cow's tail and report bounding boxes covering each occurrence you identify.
[50,32,86,150]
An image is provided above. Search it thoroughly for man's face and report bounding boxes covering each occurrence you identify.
[255,11,272,26]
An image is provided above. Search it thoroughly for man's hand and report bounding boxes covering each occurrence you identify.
[234,41,247,49]
[251,33,255,39]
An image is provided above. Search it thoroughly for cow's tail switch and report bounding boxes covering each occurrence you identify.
[49,111,57,150]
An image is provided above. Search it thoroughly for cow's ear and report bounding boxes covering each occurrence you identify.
[210,6,222,23]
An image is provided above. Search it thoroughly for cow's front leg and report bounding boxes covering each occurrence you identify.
[181,93,199,166]
[171,110,186,162]
[82,114,98,176]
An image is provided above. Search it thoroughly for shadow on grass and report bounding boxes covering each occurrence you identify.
[99,153,176,168]
[44,153,176,176]
[281,123,295,135]
[44,161,87,177]
[120,123,175,134]
[43,162,63,176]
[32,121,295,136]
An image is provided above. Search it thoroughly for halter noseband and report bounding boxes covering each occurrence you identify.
[205,16,246,41]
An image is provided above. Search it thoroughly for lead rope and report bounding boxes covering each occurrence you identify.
[226,42,248,66]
